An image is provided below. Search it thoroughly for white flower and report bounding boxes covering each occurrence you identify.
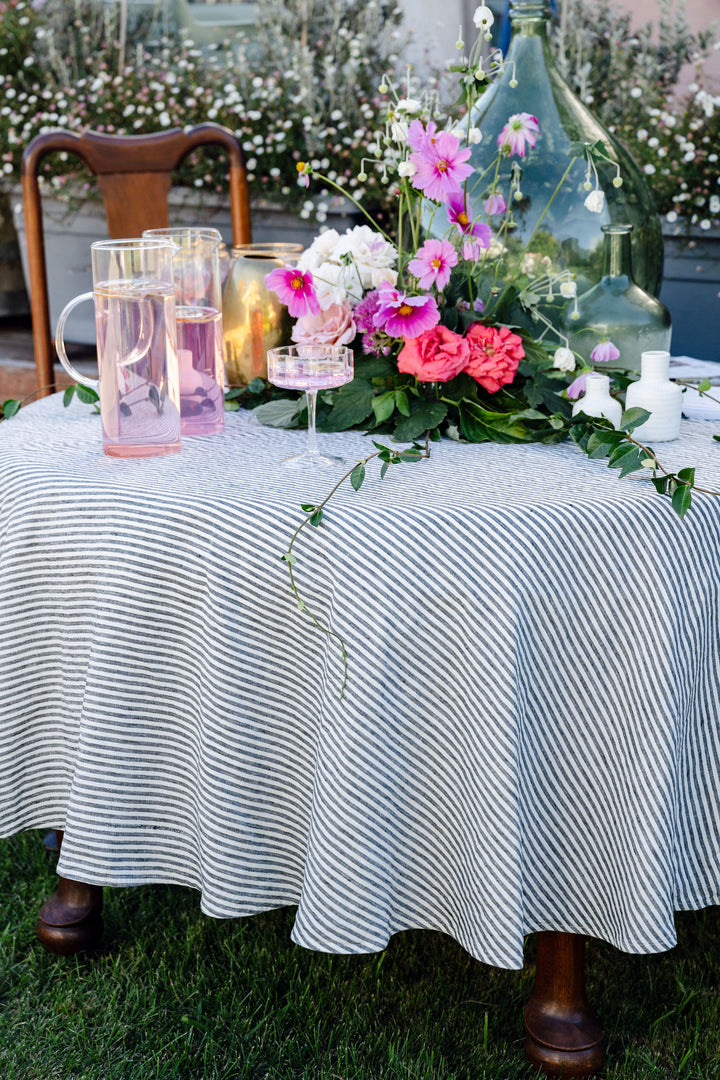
[584,189,605,213]
[391,119,409,143]
[553,347,576,372]
[370,266,398,289]
[559,280,577,298]
[710,195,720,213]
[643,163,656,174]
[467,127,483,144]
[666,210,678,223]
[700,219,712,230]
[630,87,642,99]
[473,4,494,29]
[396,98,421,114]
[398,159,416,178]
[298,229,342,269]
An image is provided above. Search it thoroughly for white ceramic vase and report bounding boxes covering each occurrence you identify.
[571,372,623,428]
[624,350,683,442]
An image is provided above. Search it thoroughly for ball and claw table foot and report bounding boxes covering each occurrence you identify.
[524,931,605,1078]
[36,830,104,955]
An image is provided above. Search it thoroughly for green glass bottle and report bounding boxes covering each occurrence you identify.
[432,0,663,299]
[561,224,671,373]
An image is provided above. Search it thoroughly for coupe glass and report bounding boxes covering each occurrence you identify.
[266,344,353,469]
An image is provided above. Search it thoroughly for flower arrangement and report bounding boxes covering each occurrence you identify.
[0,0,402,220]
[549,0,720,228]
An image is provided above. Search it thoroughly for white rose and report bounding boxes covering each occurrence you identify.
[584,189,605,213]
[334,224,397,273]
[553,347,576,372]
[297,228,341,270]
[311,262,350,310]
[370,266,398,289]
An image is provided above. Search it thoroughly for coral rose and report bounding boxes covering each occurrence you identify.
[464,322,524,392]
[397,324,470,383]
[291,301,357,347]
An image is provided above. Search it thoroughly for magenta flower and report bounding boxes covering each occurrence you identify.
[484,193,507,215]
[446,194,493,246]
[410,130,473,202]
[265,266,320,318]
[407,118,438,153]
[590,339,621,364]
[373,283,440,339]
[407,239,458,291]
[353,290,383,333]
[497,113,540,157]
[567,372,588,400]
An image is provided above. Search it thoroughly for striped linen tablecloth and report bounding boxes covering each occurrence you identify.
[1,391,720,970]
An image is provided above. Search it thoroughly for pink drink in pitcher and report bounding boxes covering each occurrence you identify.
[94,281,181,457]
[143,228,226,437]
[55,239,182,458]
[176,305,225,435]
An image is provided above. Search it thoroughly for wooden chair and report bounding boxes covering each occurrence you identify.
[21,122,252,395]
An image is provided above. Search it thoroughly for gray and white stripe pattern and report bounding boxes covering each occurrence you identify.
[1,392,719,969]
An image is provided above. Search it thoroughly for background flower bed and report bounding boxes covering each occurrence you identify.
[0,0,406,223]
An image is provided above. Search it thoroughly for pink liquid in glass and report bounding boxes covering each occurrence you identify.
[95,280,181,458]
[176,306,225,436]
[269,368,352,391]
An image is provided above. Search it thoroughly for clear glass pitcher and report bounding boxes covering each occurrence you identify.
[143,227,225,436]
[55,237,181,458]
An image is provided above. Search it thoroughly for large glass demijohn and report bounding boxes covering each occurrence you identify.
[433,0,664,299]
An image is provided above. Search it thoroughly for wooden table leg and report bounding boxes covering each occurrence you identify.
[524,931,605,1078]
[36,829,104,955]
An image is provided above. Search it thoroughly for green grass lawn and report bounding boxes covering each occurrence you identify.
[1,831,719,1079]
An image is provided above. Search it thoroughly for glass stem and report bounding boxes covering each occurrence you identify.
[305,390,319,456]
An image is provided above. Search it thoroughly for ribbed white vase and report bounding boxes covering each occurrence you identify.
[624,350,683,442]
[571,372,623,428]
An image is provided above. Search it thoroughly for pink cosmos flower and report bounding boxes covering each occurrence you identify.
[484,193,508,215]
[265,266,320,318]
[590,339,620,364]
[497,113,540,157]
[567,372,588,399]
[397,324,470,382]
[407,239,458,291]
[291,301,356,347]
[464,322,524,392]
[446,194,493,248]
[410,130,473,202]
[373,283,440,339]
[407,118,438,153]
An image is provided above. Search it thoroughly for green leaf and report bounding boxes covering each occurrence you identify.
[350,463,366,491]
[63,385,76,407]
[697,379,712,393]
[252,398,302,428]
[1,398,21,418]
[75,384,99,405]
[586,429,623,458]
[280,552,297,565]
[380,461,389,479]
[607,443,645,477]
[319,377,375,431]
[300,503,317,514]
[372,391,396,424]
[247,377,266,394]
[620,407,651,432]
[397,449,423,462]
[310,510,323,527]
[393,400,448,442]
[224,399,240,412]
[652,476,670,494]
[672,484,693,518]
[677,467,696,487]
[394,389,410,417]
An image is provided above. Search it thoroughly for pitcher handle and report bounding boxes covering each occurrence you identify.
[55,292,99,391]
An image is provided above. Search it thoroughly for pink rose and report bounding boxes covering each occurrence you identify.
[291,301,357,346]
[464,322,524,392]
[396,324,470,383]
